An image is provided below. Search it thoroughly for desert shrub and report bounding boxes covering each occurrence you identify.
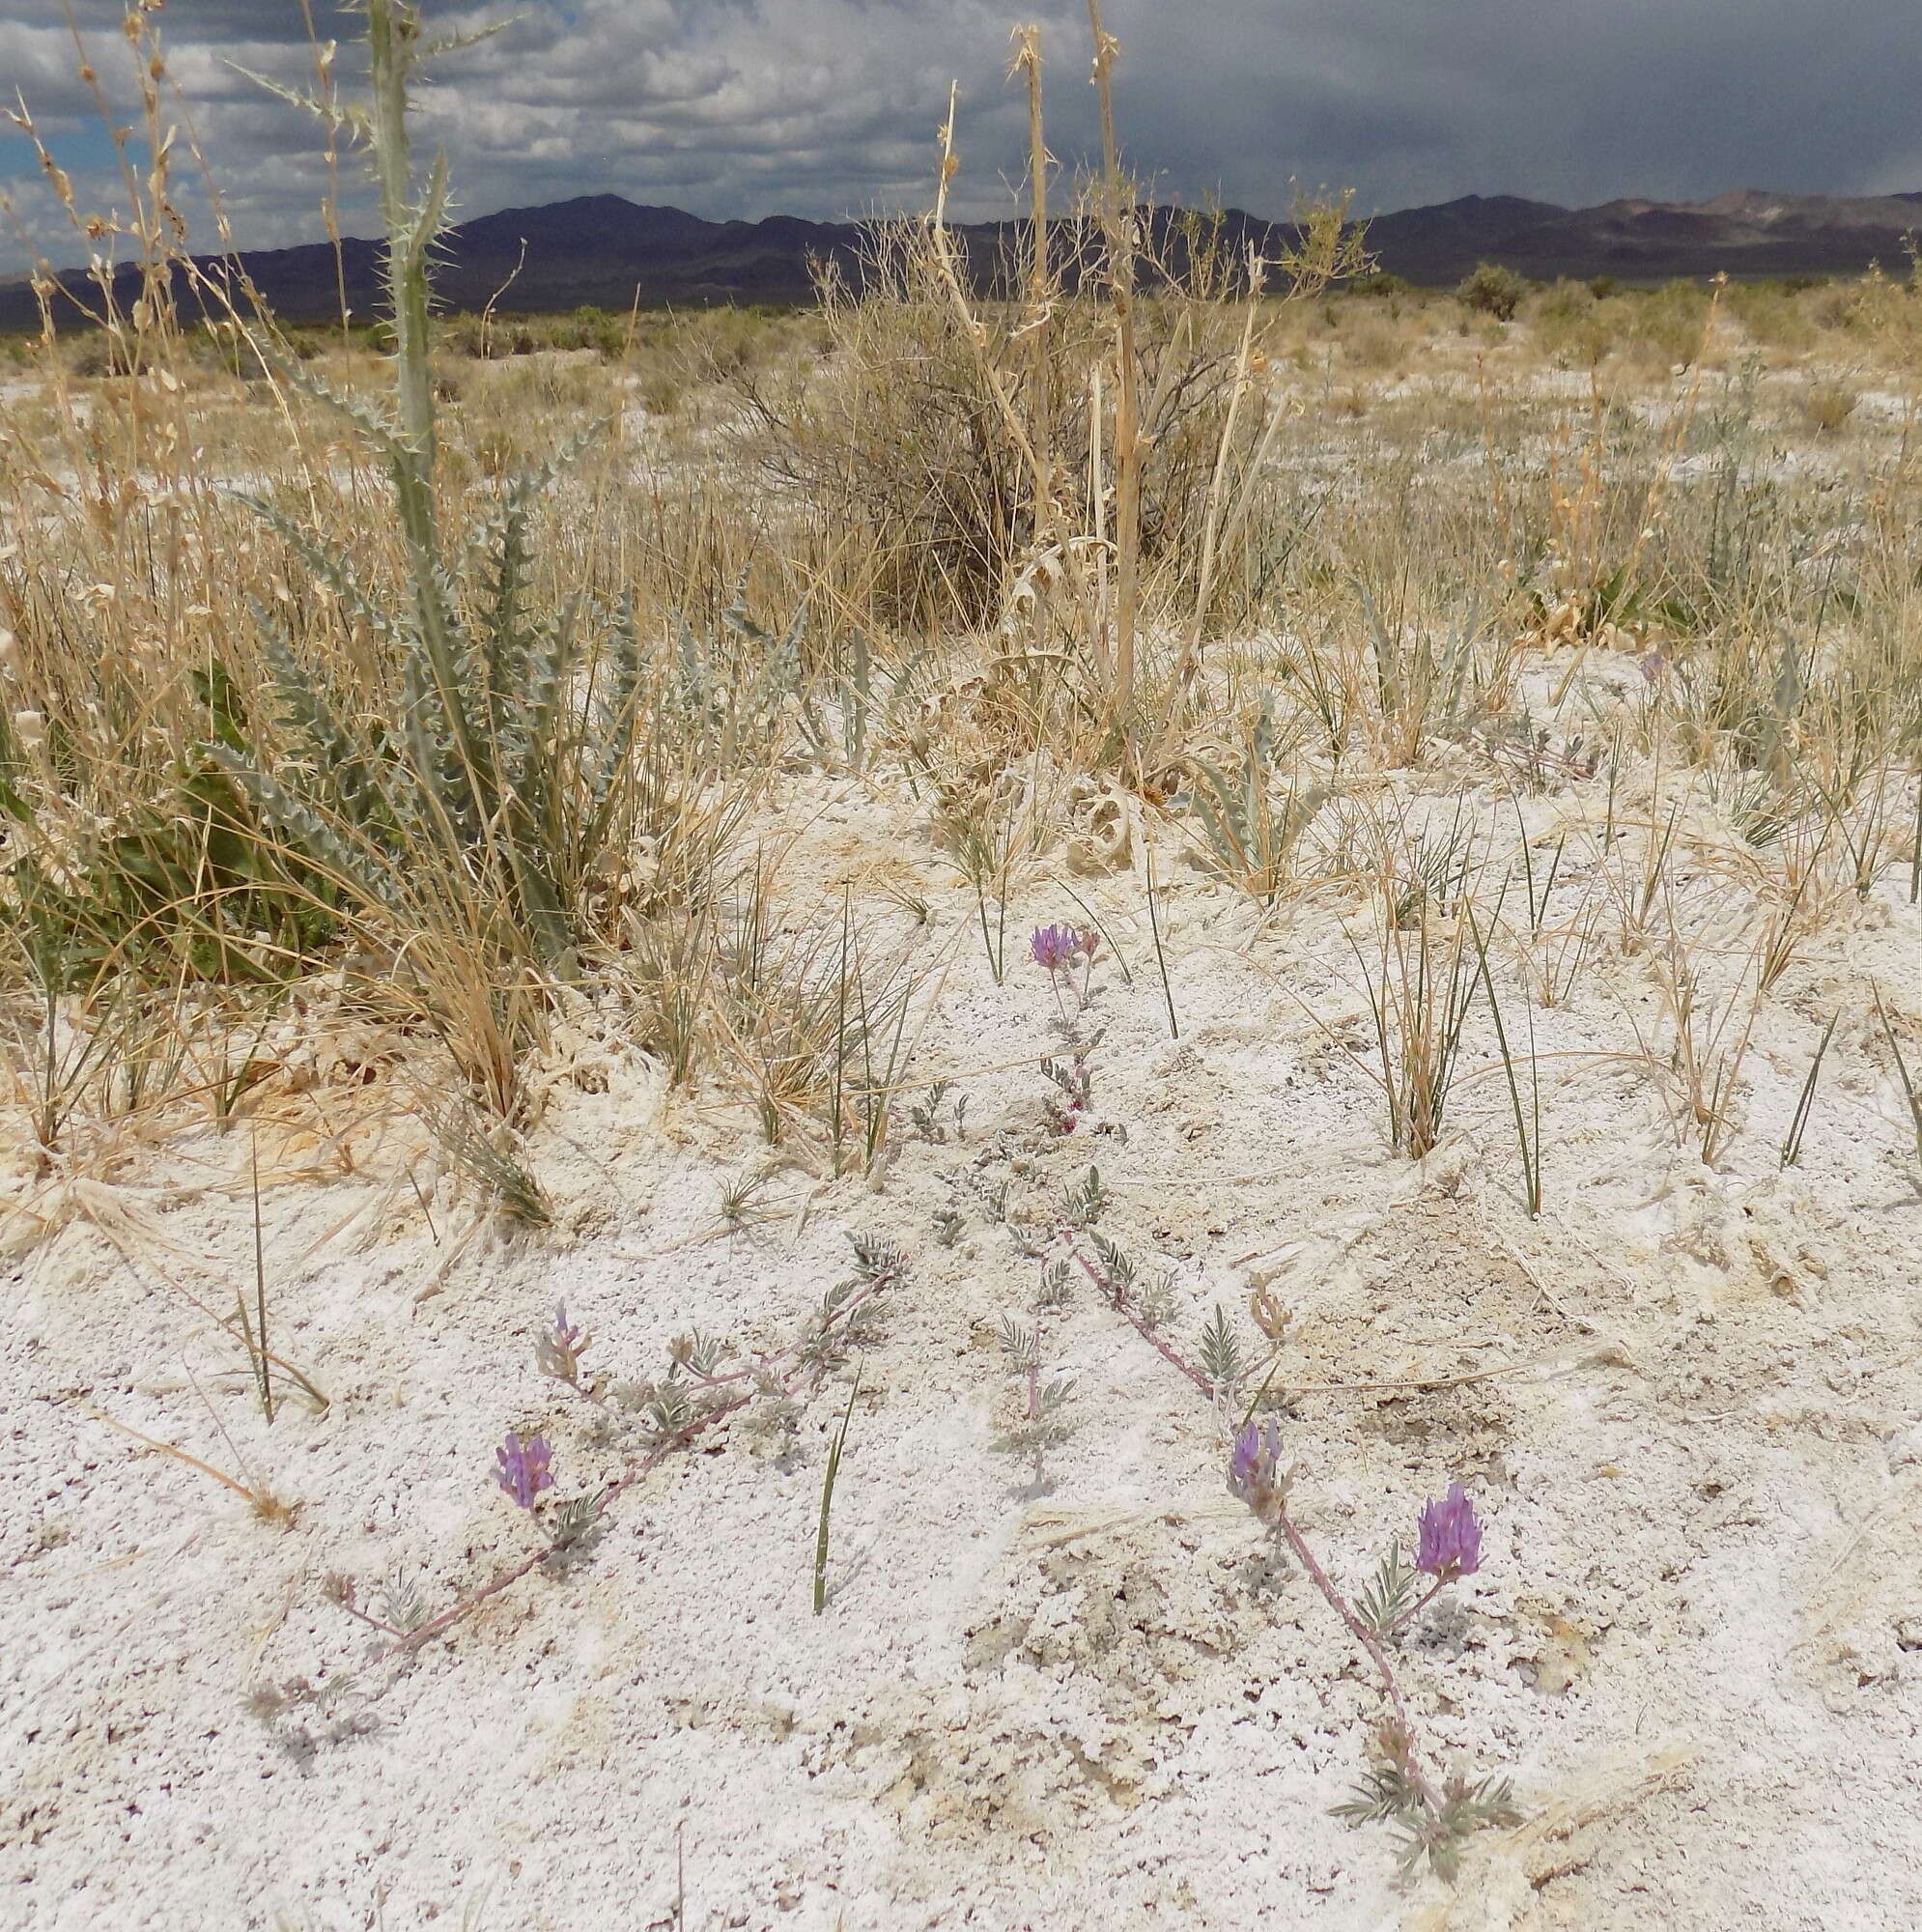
[731,246,1036,623]
[1530,279,1613,368]
[1810,284,1856,330]
[738,219,1348,630]
[1726,282,1817,355]
[1456,261,1526,322]
[67,331,160,380]
[442,318,491,357]
[693,306,797,382]
[1620,280,1715,372]
[636,364,684,414]
[1830,266,1922,363]
[482,354,607,412]
[561,305,628,356]
[1343,311,1405,370]
[1800,377,1860,434]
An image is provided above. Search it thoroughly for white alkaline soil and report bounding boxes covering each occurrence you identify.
[7,746,1922,1932]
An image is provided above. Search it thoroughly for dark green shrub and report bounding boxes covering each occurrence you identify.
[1457,261,1526,323]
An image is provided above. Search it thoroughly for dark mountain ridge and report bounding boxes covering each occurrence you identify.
[4,185,1918,332]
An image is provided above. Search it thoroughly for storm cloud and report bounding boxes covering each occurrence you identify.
[4,0,1919,271]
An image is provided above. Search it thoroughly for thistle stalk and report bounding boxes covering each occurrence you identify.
[1087,0,1140,739]
[364,0,441,563]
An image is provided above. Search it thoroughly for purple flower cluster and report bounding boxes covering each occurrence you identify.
[1031,922,1100,1020]
[494,1431,554,1510]
[1228,1418,1287,1517]
[1415,1482,1483,1579]
[1030,923,1091,974]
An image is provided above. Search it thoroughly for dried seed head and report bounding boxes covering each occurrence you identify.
[1249,1285,1292,1343]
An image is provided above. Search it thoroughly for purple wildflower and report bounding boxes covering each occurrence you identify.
[1414,1482,1483,1579]
[494,1431,554,1510]
[1228,1418,1287,1517]
[1031,923,1100,1020]
[1030,923,1082,974]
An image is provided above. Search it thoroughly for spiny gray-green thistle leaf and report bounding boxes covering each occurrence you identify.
[480,485,540,700]
[584,593,645,807]
[266,355,416,469]
[247,603,395,834]
[222,62,350,132]
[417,561,485,702]
[398,667,482,844]
[377,155,454,325]
[209,748,402,913]
[417,19,517,63]
[503,622,576,818]
[233,493,408,658]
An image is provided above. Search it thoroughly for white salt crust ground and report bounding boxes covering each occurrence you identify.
[6,734,1922,1932]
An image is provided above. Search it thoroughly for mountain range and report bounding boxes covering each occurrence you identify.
[4,186,1919,330]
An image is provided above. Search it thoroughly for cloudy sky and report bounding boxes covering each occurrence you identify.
[3,0,1919,272]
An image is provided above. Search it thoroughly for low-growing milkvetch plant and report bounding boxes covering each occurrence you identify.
[324,1231,906,1658]
[1230,1427,1519,1878]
